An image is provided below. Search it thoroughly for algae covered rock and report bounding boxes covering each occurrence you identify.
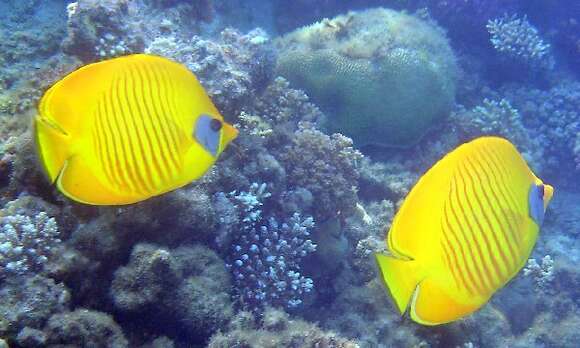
[276,8,457,147]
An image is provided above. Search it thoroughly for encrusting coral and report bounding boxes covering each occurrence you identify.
[280,123,362,221]
[208,307,359,348]
[110,243,233,340]
[44,309,128,348]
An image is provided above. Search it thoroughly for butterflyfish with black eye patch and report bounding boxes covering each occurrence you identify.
[35,54,238,205]
[375,136,554,325]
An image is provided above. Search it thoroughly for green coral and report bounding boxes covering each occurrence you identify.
[276,8,457,147]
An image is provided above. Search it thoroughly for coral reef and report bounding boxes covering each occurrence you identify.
[110,243,233,340]
[44,309,128,348]
[276,8,457,147]
[487,14,554,69]
[451,98,543,170]
[0,0,578,347]
[523,255,555,292]
[0,275,70,340]
[63,0,144,62]
[146,28,275,117]
[0,210,60,278]
[281,123,362,221]
[502,80,580,182]
[208,307,359,347]
[218,184,317,312]
[408,0,523,52]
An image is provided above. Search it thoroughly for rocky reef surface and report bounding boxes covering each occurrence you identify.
[0,1,578,347]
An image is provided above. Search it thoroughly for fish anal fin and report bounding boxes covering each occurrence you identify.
[375,253,421,316]
[57,156,141,205]
[410,276,486,325]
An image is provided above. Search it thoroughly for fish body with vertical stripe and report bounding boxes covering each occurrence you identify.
[34,54,238,205]
[375,137,554,325]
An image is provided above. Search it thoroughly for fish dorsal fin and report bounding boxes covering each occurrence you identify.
[387,144,459,260]
[38,60,118,137]
[36,60,120,182]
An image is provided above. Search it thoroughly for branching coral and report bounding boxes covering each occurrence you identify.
[0,210,60,278]
[217,183,317,312]
[487,14,554,68]
[503,80,580,179]
[524,255,555,292]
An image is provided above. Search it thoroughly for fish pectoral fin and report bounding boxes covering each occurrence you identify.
[410,277,485,325]
[37,115,70,137]
[375,252,420,316]
[56,156,140,205]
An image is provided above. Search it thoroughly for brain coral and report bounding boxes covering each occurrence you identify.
[275,8,457,147]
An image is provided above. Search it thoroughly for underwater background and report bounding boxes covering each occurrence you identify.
[0,0,579,347]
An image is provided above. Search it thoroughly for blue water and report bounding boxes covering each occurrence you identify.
[0,1,578,347]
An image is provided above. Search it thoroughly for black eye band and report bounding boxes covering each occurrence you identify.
[538,184,544,197]
[210,119,222,132]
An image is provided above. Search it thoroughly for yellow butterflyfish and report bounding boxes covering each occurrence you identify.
[376,136,554,325]
[35,54,238,205]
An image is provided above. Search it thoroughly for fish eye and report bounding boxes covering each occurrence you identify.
[210,118,222,132]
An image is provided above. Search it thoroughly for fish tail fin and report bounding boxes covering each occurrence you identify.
[375,252,420,315]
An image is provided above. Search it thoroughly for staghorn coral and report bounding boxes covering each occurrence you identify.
[487,14,554,69]
[276,8,457,147]
[281,123,362,221]
[208,307,359,347]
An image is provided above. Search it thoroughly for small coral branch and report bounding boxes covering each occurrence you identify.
[487,14,553,68]
[220,183,317,312]
[523,255,555,291]
[0,211,60,278]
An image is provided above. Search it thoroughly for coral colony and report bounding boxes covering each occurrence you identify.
[223,183,317,311]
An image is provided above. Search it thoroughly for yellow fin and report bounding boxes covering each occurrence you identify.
[36,59,116,182]
[34,115,72,183]
[375,253,422,315]
[56,155,142,205]
[410,277,486,325]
